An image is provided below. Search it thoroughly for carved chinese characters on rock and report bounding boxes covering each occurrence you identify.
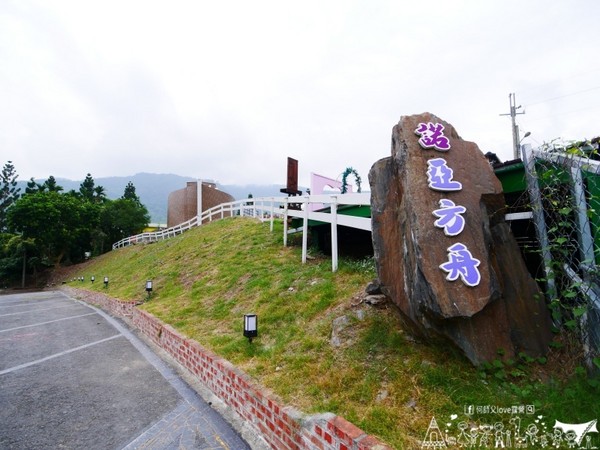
[415,122,481,287]
[369,112,552,365]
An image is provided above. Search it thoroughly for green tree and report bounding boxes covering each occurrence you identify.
[0,233,22,285]
[43,176,63,192]
[79,173,96,201]
[71,200,102,260]
[93,185,107,203]
[8,191,89,266]
[25,177,44,194]
[122,181,141,204]
[100,198,150,246]
[0,161,21,231]
[79,174,106,203]
[4,235,37,288]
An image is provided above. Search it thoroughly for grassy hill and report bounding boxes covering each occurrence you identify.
[60,218,600,448]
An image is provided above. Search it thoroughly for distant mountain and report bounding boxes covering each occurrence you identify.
[15,174,302,224]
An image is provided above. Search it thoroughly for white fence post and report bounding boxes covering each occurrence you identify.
[302,196,309,264]
[270,197,275,233]
[331,196,338,272]
[283,198,289,246]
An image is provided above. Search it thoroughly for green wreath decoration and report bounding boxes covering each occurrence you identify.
[341,167,362,194]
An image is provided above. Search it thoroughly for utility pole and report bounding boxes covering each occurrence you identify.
[500,93,525,160]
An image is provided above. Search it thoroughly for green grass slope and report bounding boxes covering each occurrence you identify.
[62,218,600,449]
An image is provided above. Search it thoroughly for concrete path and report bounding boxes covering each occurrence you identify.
[0,290,251,450]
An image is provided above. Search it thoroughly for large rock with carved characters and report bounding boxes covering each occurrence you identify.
[369,112,552,365]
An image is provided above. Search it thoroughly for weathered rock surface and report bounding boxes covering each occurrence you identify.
[330,315,350,347]
[365,280,383,295]
[369,112,552,364]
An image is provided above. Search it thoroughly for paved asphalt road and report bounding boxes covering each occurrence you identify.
[0,290,251,450]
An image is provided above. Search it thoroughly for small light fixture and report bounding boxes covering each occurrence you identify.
[104,276,109,288]
[91,276,95,283]
[243,314,258,343]
[145,280,153,299]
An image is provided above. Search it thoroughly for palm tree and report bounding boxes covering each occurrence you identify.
[93,186,107,203]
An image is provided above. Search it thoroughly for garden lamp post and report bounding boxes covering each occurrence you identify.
[243,314,258,343]
[145,280,153,299]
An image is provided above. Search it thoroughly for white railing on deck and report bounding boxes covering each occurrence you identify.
[112,193,372,272]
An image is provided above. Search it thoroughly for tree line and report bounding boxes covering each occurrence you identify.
[0,161,150,287]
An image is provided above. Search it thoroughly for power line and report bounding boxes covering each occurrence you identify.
[525,85,600,107]
[518,68,600,102]
[520,103,600,122]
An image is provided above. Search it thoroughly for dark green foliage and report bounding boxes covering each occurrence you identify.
[25,177,44,194]
[8,191,91,266]
[0,233,22,284]
[78,173,107,203]
[93,185,106,203]
[24,175,64,195]
[0,234,39,287]
[43,176,63,192]
[0,169,150,286]
[100,198,150,246]
[122,181,141,204]
[79,173,96,200]
[0,161,21,232]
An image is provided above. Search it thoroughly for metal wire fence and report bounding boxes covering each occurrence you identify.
[520,140,600,373]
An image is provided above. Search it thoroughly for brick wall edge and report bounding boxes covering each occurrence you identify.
[60,287,393,450]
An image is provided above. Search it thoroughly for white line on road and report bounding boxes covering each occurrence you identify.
[0,299,66,310]
[0,312,97,333]
[0,334,124,375]
[0,303,78,317]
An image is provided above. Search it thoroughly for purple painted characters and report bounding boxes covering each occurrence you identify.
[415,122,451,151]
[415,122,481,287]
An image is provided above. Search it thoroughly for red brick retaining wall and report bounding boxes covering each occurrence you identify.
[63,287,392,450]
[66,288,140,318]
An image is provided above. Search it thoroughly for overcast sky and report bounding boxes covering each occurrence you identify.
[2,1,599,189]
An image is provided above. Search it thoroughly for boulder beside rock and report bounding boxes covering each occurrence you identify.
[369,112,552,364]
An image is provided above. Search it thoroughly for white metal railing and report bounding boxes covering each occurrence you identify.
[112,193,372,272]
